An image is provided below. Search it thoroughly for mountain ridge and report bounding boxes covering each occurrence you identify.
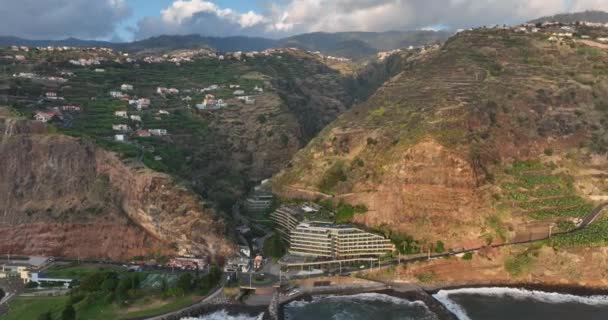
[0,30,450,59]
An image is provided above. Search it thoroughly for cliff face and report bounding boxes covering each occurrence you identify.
[273,29,608,248]
[0,117,233,260]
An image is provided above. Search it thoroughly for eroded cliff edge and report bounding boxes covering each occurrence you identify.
[0,115,234,260]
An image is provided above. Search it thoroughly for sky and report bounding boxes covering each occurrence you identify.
[2,0,608,41]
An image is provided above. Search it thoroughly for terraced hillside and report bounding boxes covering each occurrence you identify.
[273,28,608,250]
[1,48,391,212]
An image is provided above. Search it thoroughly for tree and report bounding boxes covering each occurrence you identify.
[61,304,76,320]
[176,273,193,293]
[435,240,445,253]
[0,287,4,300]
[37,312,52,320]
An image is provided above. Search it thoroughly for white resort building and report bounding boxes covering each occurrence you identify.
[288,222,395,259]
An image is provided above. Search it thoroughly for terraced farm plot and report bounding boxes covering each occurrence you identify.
[502,160,593,220]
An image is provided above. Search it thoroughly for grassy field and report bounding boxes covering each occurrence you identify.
[44,263,124,279]
[0,293,200,320]
[1,296,68,320]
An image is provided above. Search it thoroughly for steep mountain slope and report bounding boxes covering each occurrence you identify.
[280,31,450,59]
[273,28,608,249]
[0,113,234,260]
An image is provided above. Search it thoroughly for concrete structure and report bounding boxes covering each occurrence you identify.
[28,272,73,287]
[289,222,395,259]
[244,192,274,214]
[115,110,128,118]
[34,111,54,123]
[112,124,129,131]
[149,129,168,136]
[270,205,304,242]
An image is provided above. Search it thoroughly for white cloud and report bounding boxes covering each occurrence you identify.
[0,0,131,39]
[136,0,267,39]
[134,0,608,39]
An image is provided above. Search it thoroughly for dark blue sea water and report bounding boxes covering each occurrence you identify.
[433,287,608,320]
[186,288,608,320]
[283,292,438,320]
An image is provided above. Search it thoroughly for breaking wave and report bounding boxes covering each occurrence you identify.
[285,292,428,308]
[181,309,264,320]
[433,287,608,320]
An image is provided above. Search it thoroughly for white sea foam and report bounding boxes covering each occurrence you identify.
[181,309,264,320]
[285,292,428,308]
[433,287,608,320]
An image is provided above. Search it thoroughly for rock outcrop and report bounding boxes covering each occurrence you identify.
[0,116,234,260]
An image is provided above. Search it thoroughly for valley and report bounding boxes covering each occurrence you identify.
[2,11,608,320]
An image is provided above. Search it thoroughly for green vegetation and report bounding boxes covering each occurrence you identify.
[318,161,348,194]
[45,263,124,279]
[501,160,591,219]
[263,232,287,259]
[434,240,445,253]
[551,219,608,247]
[462,252,474,260]
[415,271,437,283]
[1,296,69,320]
[504,253,533,276]
[374,225,421,254]
[3,265,223,320]
[334,201,368,224]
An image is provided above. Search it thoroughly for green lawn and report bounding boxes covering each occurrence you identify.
[1,296,68,320]
[44,264,124,280]
[0,293,201,320]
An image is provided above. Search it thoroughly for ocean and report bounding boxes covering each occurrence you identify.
[433,287,608,320]
[185,288,608,320]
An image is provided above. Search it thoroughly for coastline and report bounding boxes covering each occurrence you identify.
[423,282,608,296]
[276,280,608,320]
[151,304,267,320]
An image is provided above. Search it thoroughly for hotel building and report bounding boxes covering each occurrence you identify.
[288,222,395,259]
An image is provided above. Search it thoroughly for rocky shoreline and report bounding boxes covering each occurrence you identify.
[425,282,608,296]
[148,304,267,320]
[276,281,608,320]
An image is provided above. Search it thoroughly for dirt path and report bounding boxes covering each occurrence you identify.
[579,39,608,49]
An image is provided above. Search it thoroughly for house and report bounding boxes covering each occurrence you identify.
[110,91,123,98]
[158,110,170,115]
[229,84,240,89]
[239,246,251,258]
[130,115,142,122]
[253,255,263,269]
[114,134,125,142]
[14,55,26,61]
[61,105,81,112]
[121,84,133,91]
[157,87,179,95]
[45,92,57,99]
[148,129,167,136]
[233,90,245,96]
[254,86,263,93]
[115,110,128,118]
[34,111,55,123]
[239,96,255,105]
[134,129,151,137]
[137,98,150,108]
[112,124,129,131]
[27,272,72,288]
[94,68,105,73]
